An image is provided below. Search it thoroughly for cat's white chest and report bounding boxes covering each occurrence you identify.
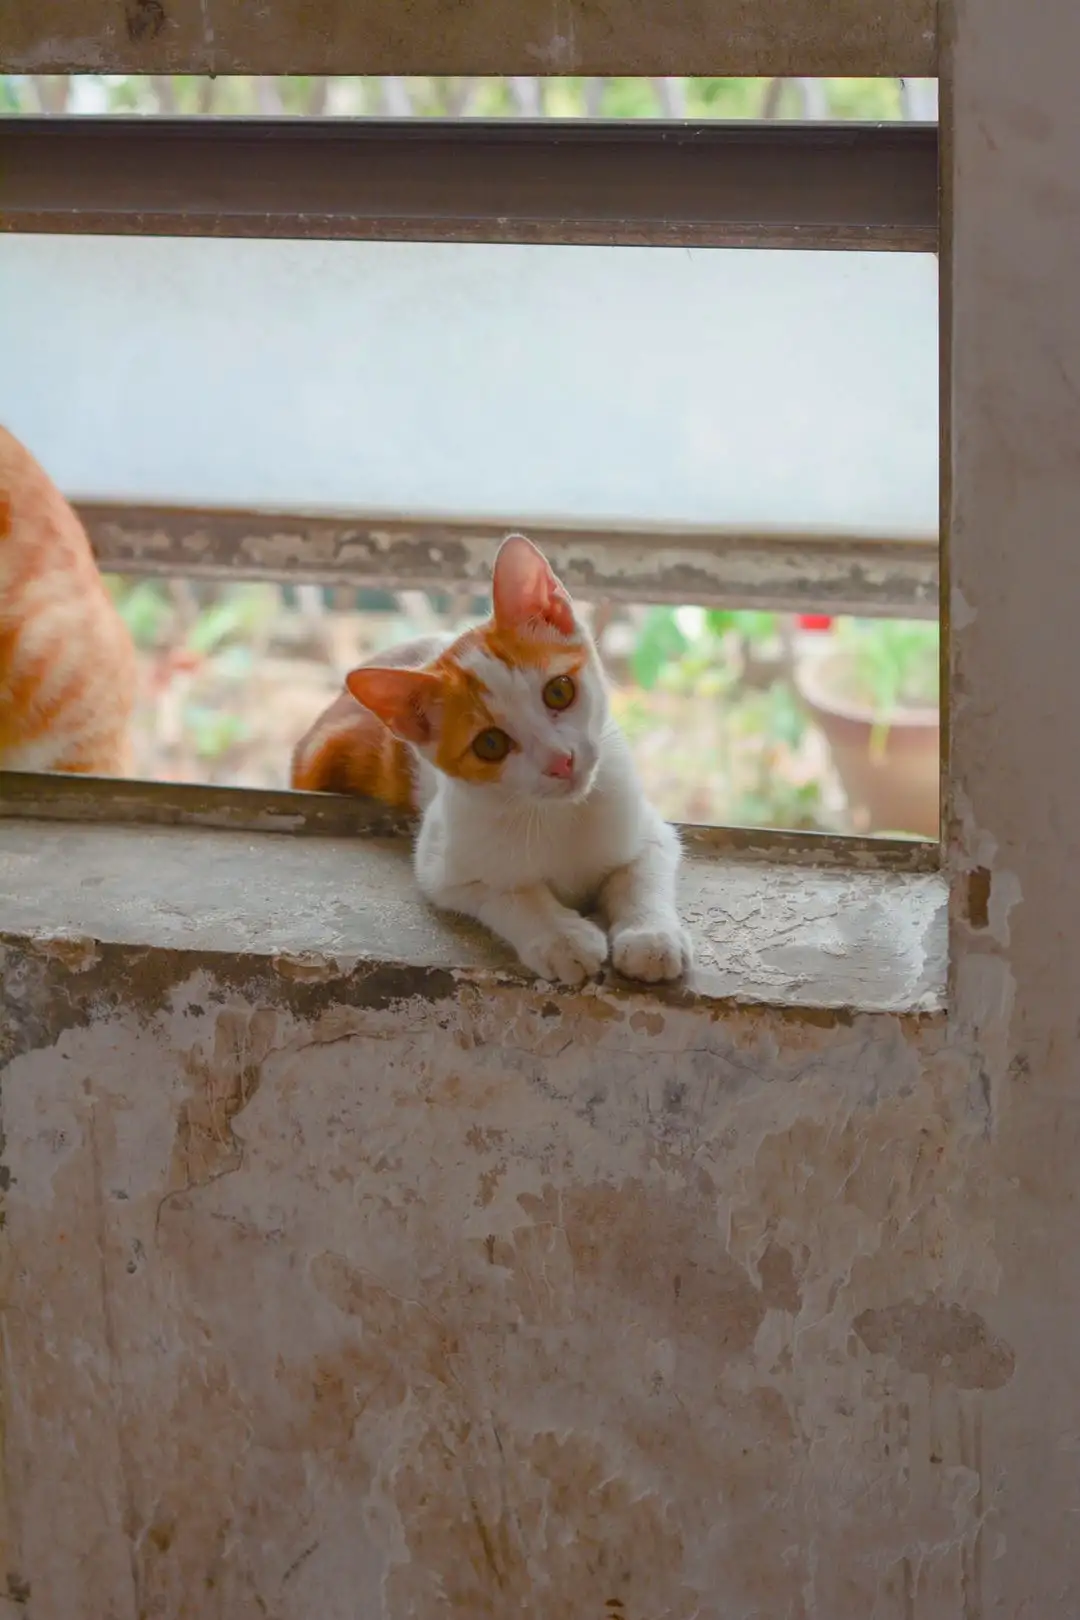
[420,751,647,910]
[519,804,626,906]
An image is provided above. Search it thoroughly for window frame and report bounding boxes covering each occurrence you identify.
[0,47,941,864]
[2,0,936,80]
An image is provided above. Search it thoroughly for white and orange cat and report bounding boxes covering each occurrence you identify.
[0,425,136,775]
[293,534,693,986]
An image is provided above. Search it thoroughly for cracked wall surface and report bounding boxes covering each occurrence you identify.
[4,0,1080,1611]
[0,944,1008,1619]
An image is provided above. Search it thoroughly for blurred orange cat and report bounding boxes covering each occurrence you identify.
[0,425,136,775]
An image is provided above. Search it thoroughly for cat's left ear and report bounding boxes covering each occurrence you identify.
[345,666,443,745]
[492,533,575,637]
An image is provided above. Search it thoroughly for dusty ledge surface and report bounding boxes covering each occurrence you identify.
[0,819,946,1016]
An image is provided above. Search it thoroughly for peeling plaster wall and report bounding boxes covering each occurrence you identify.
[1,954,1006,1619]
[940,0,1080,1611]
[4,0,1080,1611]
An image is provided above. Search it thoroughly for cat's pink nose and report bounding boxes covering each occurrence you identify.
[545,751,575,780]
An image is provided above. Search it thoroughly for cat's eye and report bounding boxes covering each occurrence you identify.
[472,727,512,763]
[542,674,576,711]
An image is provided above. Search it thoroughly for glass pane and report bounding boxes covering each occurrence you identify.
[1,237,937,535]
[0,234,939,835]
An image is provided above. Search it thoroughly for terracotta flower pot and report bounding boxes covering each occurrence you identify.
[794,650,940,839]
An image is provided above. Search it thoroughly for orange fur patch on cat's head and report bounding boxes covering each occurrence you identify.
[344,534,605,803]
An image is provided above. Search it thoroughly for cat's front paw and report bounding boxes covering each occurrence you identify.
[521,916,608,986]
[611,922,693,984]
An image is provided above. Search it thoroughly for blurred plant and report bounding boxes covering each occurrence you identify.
[723,677,819,827]
[819,616,940,760]
[705,608,778,643]
[832,617,940,714]
[623,604,825,829]
[108,578,279,765]
[3,71,916,122]
[630,606,689,690]
[631,604,781,695]
[108,577,172,647]
[183,706,249,761]
[184,586,279,656]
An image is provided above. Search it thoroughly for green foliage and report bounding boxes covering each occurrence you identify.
[102,76,146,111]
[632,605,784,693]
[732,670,805,749]
[185,585,278,656]
[731,778,822,830]
[706,608,778,643]
[833,617,940,716]
[106,579,278,656]
[623,605,821,829]
[182,706,249,760]
[760,677,807,751]
[827,78,904,120]
[5,72,912,122]
[685,79,772,118]
[600,79,676,118]
[110,579,172,648]
[630,607,689,691]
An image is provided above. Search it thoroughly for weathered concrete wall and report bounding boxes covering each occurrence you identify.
[3,943,1003,1618]
[0,819,960,1616]
[4,0,1080,1610]
[938,0,1080,1610]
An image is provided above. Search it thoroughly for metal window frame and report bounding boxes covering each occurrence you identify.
[0,72,941,864]
[3,0,935,79]
[0,117,938,252]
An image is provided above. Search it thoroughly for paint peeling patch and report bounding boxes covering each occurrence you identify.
[124,0,166,42]
[273,952,340,984]
[27,933,101,972]
[952,583,978,630]
[951,952,1017,1047]
[966,867,992,930]
[511,1180,793,1355]
[757,1242,802,1313]
[164,1008,279,1198]
[525,31,577,70]
[987,867,1023,947]
[0,937,469,1061]
[5,1572,30,1605]
[854,1300,1015,1389]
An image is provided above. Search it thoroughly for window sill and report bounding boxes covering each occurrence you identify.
[0,817,946,1020]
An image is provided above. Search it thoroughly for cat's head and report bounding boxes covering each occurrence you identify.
[345,534,607,803]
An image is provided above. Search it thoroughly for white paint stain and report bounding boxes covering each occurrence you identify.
[952,582,978,630]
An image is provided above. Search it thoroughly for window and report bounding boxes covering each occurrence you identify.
[0,52,939,865]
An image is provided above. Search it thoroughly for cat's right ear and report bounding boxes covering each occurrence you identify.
[492,532,575,636]
[345,667,442,745]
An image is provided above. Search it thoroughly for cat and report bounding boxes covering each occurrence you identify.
[292,533,693,986]
[0,425,137,776]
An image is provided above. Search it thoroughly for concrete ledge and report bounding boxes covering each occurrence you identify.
[0,820,946,1023]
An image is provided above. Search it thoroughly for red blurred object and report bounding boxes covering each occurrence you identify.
[797,614,833,632]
